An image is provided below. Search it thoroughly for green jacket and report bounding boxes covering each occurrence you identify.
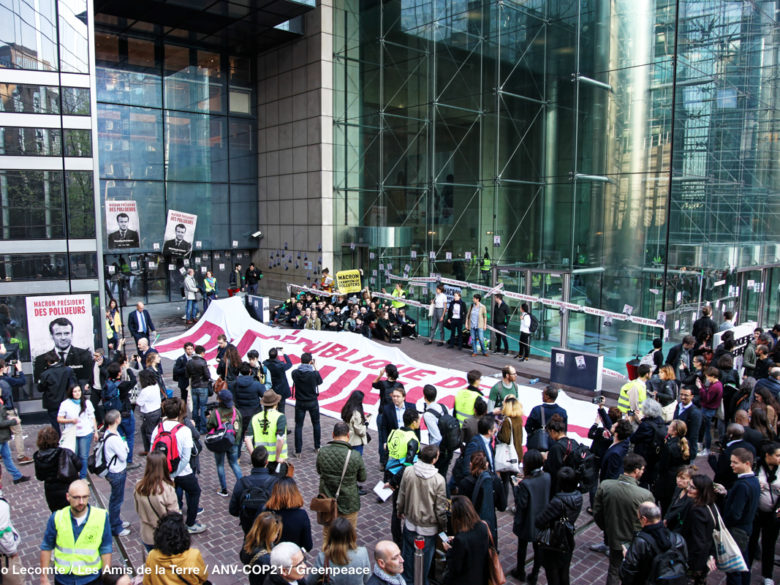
[0,406,15,443]
[593,474,654,550]
[316,440,367,515]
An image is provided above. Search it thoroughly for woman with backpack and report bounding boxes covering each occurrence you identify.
[206,390,243,497]
[33,426,81,512]
[535,467,582,585]
[240,511,282,585]
[134,452,180,552]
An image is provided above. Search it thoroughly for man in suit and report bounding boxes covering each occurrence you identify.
[106,213,139,248]
[172,342,195,406]
[127,302,155,346]
[673,387,702,460]
[711,424,756,490]
[381,386,417,451]
[263,348,293,414]
[37,351,76,433]
[666,335,695,381]
[32,317,92,387]
[162,223,192,257]
[462,415,496,474]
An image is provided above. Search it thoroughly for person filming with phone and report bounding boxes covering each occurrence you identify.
[291,352,323,457]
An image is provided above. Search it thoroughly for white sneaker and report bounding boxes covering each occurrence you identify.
[187,523,207,534]
[763,579,774,585]
[699,448,709,457]
[118,528,131,537]
[121,521,130,529]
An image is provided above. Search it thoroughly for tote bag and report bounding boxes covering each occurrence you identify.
[494,421,520,473]
[707,505,748,573]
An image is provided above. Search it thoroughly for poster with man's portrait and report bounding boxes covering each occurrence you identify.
[105,200,140,249]
[162,210,197,258]
[26,294,94,384]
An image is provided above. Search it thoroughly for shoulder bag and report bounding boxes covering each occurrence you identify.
[482,520,506,585]
[495,420,520,473]
[310,449,352,525]
[706,505,748,573]
[526,406,550,451]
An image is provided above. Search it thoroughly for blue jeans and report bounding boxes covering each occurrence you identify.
[191,387,209,433]
[701,407,717,449]
[353,445,364,456]
[119,411,135,464]
[0,442,21,481]
[401,529,436,585]
[186,299,198,320]
[472,327,487,354]
[76,434,93,479]
[214,443,242,490]
[106,470,127,535]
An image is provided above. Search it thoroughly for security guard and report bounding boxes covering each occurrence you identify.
[40,480,112,585]
[245,390,288,466]
[454,369,484,423]
[617,363,651,419]
[480,248,491,284]
[390,283,407,309]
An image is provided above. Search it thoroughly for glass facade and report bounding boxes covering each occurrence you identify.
[333,0,780,369]
[96,30,258,303]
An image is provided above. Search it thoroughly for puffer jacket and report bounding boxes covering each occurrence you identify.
[231,375,265,415]
[396,460,448,534]
[534,490,583,552]
[620,521,688,585]
[316,440,367,515]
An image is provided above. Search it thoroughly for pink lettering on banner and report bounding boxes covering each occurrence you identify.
[155,321,226,354]
[335,349,360,362]
[319,344,348,358]
[437,376,468,389]
[318,369,361,402]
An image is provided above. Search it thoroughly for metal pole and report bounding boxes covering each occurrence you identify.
[413,537,425,585]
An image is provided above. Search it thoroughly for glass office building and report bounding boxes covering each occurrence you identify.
[332,0,780,368]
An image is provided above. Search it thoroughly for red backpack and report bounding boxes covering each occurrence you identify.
[151,422,184,473]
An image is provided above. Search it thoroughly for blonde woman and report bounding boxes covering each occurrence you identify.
[655,420,690,512]
[497,395,524,500]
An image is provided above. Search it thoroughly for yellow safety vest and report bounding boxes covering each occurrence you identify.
[204,278,216,293]
[617,379,648,413]
[105,318,113,339]
[251,410,288,461]
[454,388,480,423]
[52,506,107,576]
[391,288,406,309]
[387,428,417,461]
[481,258,491,272]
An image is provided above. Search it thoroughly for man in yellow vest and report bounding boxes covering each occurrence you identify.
[617,364,651,422]
[454,369,484,423]
[480,248,491,284]
[385,409,420,547]
[245,390,288,470]
[390,283,406,309]
[40,479,112,585]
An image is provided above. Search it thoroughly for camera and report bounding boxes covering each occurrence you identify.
[627,410,635,417]
[591,395,604,404]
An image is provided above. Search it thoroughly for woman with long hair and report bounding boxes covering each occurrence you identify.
[262,477,312,552]
[442,496,490,585]
[654,419,691,513]
[134,452,180,552]
[681,474,716,585]
[497,395,524,498]
[650,365,679,414]
[145,352,166,396]
[750,406,776,441]
[241,511,282,585]
[663,465,697,532]
[341,391,368,456]
[309,517,370,585]
[107,298,122,346]
[754,387,780,433]
[33,426,81,511]
[56,384,97,478]
[457,451,500,547]
[144,513,208,585]
[218,345,242,383]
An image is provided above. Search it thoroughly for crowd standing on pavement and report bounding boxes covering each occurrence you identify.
[0,290,773,585]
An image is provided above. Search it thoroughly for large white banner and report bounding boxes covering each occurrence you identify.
[156,297,597,441]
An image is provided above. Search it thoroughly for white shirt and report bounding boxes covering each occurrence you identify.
[0,498,19,555]
[150,419,193,477]
[520,313,531,334]
[452,303,461,320]
[57,400,95,437]
[103,431,129,474]
[422,402,446,445]
[433,292,447,309]
[136,384,162,414]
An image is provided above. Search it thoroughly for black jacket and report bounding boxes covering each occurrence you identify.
[291,365,323,406]
[692,316,717,340]
[231,375,265,414]
[681,504,716,572]
[535,490,583,553]
[673,404,702,460]
[621,522,688,585]
[371,379,404,409]
[712,440,757,490]
[630,416,667,482]
[493,301,510,326]
[512,468,551,540]
[172,354,191,391]
[665,343,691,376]
[381,401,416,438]
[263,355,293,399]
[186,355,212,389]
[38,363,76,410]
[127,309,155,339]
[443,521,490,585]
[34,447,80,485]
[445,300,467,323]
[229,467,279,533]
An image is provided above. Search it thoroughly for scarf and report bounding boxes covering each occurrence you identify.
[372,565,405,585]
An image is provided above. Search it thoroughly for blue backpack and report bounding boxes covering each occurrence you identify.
[102,379,122,412]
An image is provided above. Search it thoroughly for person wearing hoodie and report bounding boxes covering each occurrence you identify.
[232,361,266,441]
[396,444,448,585]
[144,512,209,585]
[33,426,81,512]
[535,467,583,585]
[290,352,323,457]
[206,390,243,497]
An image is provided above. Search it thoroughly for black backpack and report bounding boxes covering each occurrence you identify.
[563,438,598,493]
[426,405,461,452]
[528,313,539,333]
[636,532,688,585]
[239,481,273,533]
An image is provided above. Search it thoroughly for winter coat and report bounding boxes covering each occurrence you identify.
[231,375,265,416]
[630,416,667,484]
[513,468,551,540]
[594,474,654,550]
[535,490,583,553]
[620,522,688,585]
[291,365,322,406]
[680,504,715,572]
[263,355,293,399]
[443,521,490,585]
[396,461,448,534]
[34,447,81,511]
[316,440,367,515]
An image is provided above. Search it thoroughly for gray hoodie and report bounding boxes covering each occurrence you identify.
[396,460,448,535]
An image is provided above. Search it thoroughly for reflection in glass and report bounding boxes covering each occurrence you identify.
[0,84,60,114]
[101,180,165,250]
[66,171,95,238]
[0,127,61,156]
[165,112,227,182]
[57,0,89,73]
[0,0,58,70]
[64,129,91,157]
[62,87,91,115]
[98,104,163,180]
[0,170,64,239]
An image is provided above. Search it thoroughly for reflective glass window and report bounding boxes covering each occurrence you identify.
[0,84,60,114]
[0,127,61,156]
[0,169,64,239]
[98,104,163,180]
[66,171,95,238]
[167,182,229,248]
[64,129,91,157]
[102,180,165,250]
[165,112,227,182]
[57,0,89,73]
[62,87,90,115]
[0,0,58,71]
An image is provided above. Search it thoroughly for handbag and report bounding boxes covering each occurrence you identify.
[57,448,79,482]
[707,505,748,573]
[526,407,550,451]
[661,400,678,423]
[482,520,506,585]
[535,515,575,553]
[310,449,352,525]
[213,377,228,393]
[494,421,520,473]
